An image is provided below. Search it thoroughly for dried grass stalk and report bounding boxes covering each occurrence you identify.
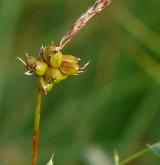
[58,0,112,50]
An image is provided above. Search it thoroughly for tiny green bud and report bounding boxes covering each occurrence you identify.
[38,77,54,94]
[34,61,48,76]
[60,61,80,75]
[25,55,48,76]
[45,67,68,83]
[43,43,63,68]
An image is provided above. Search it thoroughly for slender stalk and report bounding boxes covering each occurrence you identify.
[114,150,120,165]
[119,147,150,165]
[32,90,43,165]
[58,0,112,50]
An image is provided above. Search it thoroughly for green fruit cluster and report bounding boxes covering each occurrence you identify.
[19,43,88,94]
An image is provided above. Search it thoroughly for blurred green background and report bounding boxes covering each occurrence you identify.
[0,0,160,164]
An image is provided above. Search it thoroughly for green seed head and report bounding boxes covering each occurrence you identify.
[45,67,68,83]
[38,77,54,94]
[18,43,89,94]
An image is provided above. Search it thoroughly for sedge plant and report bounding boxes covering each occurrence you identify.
[18,0,160,164]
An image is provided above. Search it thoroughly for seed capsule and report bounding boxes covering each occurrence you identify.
[43,43,56,60]
[25,55,48,76]
[45,67,68,83]
[38,77,54,94]
[60,61,80,75]
[49,51,63,68]
[43,43,63,68]
[33,61,48,76]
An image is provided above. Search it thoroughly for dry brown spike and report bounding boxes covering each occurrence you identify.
[58,0,112,50]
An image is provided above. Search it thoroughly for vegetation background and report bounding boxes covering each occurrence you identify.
[0,0,160,164]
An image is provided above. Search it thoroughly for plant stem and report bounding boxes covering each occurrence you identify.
[32,89,43,165]
[58,0,112,50]
[119,147,150,165]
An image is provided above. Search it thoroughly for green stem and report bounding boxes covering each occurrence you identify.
[32,90,43,165]
[119,147,150,165]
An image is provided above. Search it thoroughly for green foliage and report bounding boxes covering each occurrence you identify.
[148,142,160,157]
[46,154,54,165]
